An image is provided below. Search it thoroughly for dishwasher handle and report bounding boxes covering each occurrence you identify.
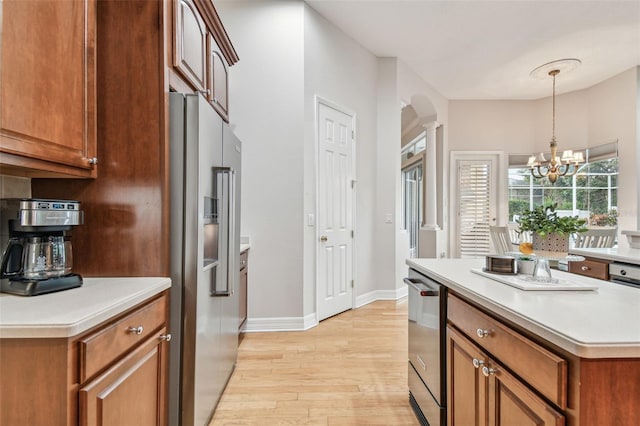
[403,277,439,297]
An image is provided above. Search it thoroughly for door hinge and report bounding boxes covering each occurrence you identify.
[351,179,356,188]
[351,280,354,288]
[351,130,354,140]
[351,230,354,238]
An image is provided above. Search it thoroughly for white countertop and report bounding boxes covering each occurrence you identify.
[569,247,640,265]
[407,258,640,358]
[0,277,171,339]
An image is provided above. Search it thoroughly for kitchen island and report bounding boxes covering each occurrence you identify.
[407,258,639,426]
[0,277,171,425]
[569,246,640,265]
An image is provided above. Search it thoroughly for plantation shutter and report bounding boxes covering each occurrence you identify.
[458,160,492,258]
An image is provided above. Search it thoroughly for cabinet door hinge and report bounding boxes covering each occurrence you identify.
[351,280,354,288]
[351,230,354,238]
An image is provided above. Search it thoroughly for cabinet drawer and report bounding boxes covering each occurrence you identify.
[448,294,567,409]
[568,258,609,280]
[79,294,167,383]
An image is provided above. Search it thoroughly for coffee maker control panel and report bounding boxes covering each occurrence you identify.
[10,199,83,227]
[22,199,80,211]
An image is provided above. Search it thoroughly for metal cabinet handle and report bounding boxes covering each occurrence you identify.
[127,326,144,335]
[320,236,328,242]
[482,366,498,377]
[581,266,590,271]
[472,358,485,369]
[159,334,172,342]
[199,89,211,96]
[88,157,98,165]
[477,328,490,338]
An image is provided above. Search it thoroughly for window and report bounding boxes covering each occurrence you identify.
[401,134,426,258]
[508,142,618,227]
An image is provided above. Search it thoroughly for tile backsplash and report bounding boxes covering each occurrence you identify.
[0,175,31,198]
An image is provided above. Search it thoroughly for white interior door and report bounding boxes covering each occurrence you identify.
[317,101,354,321]
[451,153,502,258]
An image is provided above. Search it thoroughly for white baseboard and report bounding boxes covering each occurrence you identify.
[355,286,408,308]
[243,313,317,332]
[243,289,407,332]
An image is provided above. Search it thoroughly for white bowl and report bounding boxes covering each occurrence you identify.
[621,230,640,249]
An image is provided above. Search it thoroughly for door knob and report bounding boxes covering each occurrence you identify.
[320,236,328,242]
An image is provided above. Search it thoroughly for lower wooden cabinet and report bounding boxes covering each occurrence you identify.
[568,257,610,280]
[239,249,248,330]
[446,292,640,426]
[447,326,564,426]
[447,325,487,426]
[0,291,169,426]
[80,327,168,426]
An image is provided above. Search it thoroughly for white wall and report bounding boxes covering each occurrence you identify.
[375,58,402,291]
[584,68,637,239]
[398,61,450,256]
[216,1,305,319]
[449,101,538,153]
[218,1,402,324]
[448,67,639,246]
[303,6,379,315]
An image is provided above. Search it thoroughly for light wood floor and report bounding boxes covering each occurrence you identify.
[209,298,419,425]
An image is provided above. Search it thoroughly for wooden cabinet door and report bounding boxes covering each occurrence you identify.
[0,0,97,178]
[239,252,248,330]
[208,34,229,121]
[173,0,207,92]
[486,358,565,426]
[447,326,488,426]
[79,328,168,426]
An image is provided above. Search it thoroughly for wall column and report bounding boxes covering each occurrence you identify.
[423,121,441,230]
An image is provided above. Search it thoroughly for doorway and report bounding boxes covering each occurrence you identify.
[402,164,423,258]
[316,99,355,321]
[450,152,504,258]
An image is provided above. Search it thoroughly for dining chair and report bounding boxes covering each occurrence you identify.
[573,227,617,249]
[507,222,532,244]
[490,226,515,254]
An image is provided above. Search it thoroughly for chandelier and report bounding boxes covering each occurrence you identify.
[527,59,584,184]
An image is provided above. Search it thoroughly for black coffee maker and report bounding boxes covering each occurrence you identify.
[1,199,84,296]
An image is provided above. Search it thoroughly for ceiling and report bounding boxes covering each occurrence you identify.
[304,0,640,100]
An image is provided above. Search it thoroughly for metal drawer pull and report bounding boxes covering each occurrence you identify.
[472,358,484,369]
[127,326,144,335]
[476,328,490,338]
[159,334,172,342]
[581,266,590,271]
[482,366,498,377]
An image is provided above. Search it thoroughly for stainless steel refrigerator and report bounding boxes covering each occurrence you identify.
[168,93,241,426]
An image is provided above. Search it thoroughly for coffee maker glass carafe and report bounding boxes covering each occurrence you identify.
[2,235,73,279]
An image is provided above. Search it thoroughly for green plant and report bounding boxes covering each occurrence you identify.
[517,255,536,261]
[516,203,587,237]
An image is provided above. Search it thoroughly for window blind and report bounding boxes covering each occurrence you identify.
[458,161,492,258]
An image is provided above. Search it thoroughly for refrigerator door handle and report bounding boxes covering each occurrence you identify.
[210,167,235,297]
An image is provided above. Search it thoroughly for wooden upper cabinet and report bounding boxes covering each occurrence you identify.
[0,0,97,178]
[209,34,229,121]
[173,0,207,93]
[171,0,238,121]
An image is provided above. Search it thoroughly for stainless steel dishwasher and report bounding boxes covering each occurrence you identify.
[405,268,447,426]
